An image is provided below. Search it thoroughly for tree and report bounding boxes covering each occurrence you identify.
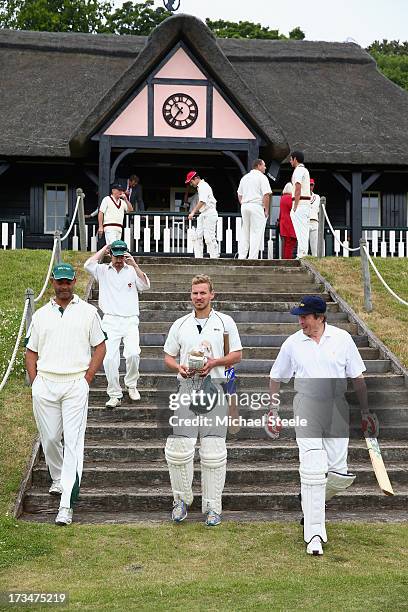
[0,0,111,33]
[367,39,408,93]
[104,0,171,36]
[205,18,305,41]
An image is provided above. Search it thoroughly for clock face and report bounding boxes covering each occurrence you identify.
[162,93,198,129]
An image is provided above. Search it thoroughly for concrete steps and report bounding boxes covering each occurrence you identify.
[21,257,408,523]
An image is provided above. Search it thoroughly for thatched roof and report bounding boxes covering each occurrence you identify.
[0,14,407,165]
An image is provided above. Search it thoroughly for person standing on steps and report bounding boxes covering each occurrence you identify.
[309,179,321,257]
[278,182,297,259]
[98,184,133,245]
[164,274,242,527]
[84,240,150,408]
[289,151,311,259]
[186,171,219,259]
[25,263,106,526]
[237,159,271,260]
[266,295,378,556]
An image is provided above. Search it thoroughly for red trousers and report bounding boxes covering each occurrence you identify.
[282,236,297,259]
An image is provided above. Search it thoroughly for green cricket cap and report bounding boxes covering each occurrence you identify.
[52,263,76,281]
[110,240,128,256]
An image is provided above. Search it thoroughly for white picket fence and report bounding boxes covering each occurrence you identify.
[329,228,408,257]
[1,222,22,250]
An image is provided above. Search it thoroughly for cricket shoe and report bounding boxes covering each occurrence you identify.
[171,500,188,523]
[205,510,221,527]
[49,480,62,495]
[306,536,323,556]
[127,387,140,401]
[55,507,73,526]
[105,397,121,408]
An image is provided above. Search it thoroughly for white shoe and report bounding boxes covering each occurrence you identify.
[49,480,62,495]
[105,397,121,408]
[306,536,323,556]
[128,387,140,401]
[55,507,73,526]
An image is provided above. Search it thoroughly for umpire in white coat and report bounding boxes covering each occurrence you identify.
[25,263,106,526]
[84,240,150,407]
[237,159,271,259]
[267,295,377,556]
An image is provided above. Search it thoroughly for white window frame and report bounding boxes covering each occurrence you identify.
[269,190,281,225]
[44,184,68,234]
[362,191,381,228]
[170,187,190,213]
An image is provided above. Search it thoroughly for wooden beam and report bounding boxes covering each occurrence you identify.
[351,172,362,253]
[362,172,381,192]
[333,172,351,193]
[110,148,136,183]
[222,150,246,176]
[99,135,111,202]
[247,141,259,171]
[84,169,98,186]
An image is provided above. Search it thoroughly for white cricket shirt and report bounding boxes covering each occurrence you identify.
[237,169,271,206]
[197,179,217,213]
[25,295,106,382]
[99,195,127,228]
[164,309,242,380]
[84,260,150,316]
[309,193,321,222]
[291,164,311,200]
[270,324,366,381]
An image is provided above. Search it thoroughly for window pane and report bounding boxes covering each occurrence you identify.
[45,186,67,233]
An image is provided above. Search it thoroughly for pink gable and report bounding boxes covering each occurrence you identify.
[212,89,256,139]
[155,47,205,80]
[104,86,148,136]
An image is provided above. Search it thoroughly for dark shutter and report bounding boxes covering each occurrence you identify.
[381,193,407,227]
[29,185,44,233]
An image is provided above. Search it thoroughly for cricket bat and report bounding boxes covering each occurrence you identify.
[365,435,394,496]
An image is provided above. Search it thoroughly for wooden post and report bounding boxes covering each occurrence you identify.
[360,238,372,312]
[77,187,87,251]
[25,288,35,385]
[351,172,362,255]
[317,196,326,257]
[54,230,62,264]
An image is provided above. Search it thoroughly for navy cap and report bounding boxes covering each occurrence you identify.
[290,295,327,316]
[111,183,125,191]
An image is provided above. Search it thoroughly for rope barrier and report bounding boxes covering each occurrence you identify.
[321,203,360,252]
[34,238,58,303]
[61,195,81,242]
[0,299,30,392]
[363,245,408,307]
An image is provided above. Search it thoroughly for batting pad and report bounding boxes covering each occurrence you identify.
[300,448,328,544]
[165,436,196,505]
[326,471,356,501]
[199,436,227,514]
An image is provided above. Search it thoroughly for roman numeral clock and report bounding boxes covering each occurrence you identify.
[162,93,198,129]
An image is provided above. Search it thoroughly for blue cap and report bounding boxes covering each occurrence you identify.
[290,295,327,315]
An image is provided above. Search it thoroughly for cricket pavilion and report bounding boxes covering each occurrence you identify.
[1,14,408,256]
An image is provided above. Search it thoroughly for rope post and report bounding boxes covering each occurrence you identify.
[24,288,35,385]
[317,196,326,257]
[54,230,62,264]
[360,238,373,312]
[77,187,87,251]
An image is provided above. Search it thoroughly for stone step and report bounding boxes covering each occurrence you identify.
[31,460,407,488]
[91,371,403,390]
[137,311,349,323]
[23,485,408,514]
[86,404,408,424]
[138,292,332,302]
[88,387,408,406]
[133,257,302,267]
[137,301,341,313]
[133,346,381,360]
[138,333,369,347]
[93,282,323,295]
[131,358,390,374]
[135,321,358,335]
[130,264,305,275]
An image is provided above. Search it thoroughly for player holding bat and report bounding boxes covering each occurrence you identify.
[266,295,379,556]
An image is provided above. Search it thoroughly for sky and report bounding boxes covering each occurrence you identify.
[142,0,408,47]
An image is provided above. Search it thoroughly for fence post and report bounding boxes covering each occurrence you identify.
[77,187,87,251]
[317,196,326,257]
[25,288,35,385]
[360,238,372,312]
[54,230,62,264]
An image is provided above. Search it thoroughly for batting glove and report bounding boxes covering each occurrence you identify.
[361,411,379,437]
[265,408,282,439]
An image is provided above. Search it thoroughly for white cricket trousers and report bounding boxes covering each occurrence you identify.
[238,202,266,259]
[103,314,140,398]
[32,376,89,509]
[194,209,219,258]
[104,228,122,245]
[309,220,319,257]
[290,204,310,258]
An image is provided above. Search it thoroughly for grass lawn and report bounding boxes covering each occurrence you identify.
[1,251,408,610]
[309,257,408,368]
